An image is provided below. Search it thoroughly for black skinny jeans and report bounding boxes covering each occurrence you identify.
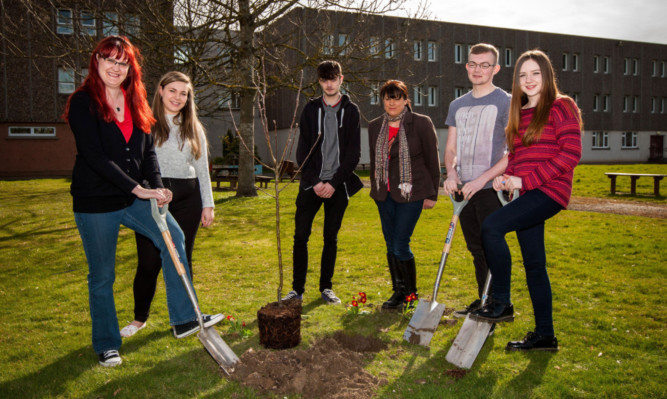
[133,178,203,322]
[459,188,502,298]
[292,186,349,295]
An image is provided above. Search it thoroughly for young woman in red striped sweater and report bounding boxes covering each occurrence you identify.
[471,49,583,351]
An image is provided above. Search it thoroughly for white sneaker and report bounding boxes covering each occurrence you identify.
[321,289,341,305]
[98,350,122,367]
[120,322,146,337]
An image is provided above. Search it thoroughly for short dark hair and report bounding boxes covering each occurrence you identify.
[469,43,499,64]
[317,60,342,80]
[380,80,409,101]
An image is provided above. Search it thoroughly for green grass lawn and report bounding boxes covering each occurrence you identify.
[0,164,665,398]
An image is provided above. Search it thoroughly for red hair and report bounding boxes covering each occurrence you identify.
[63,36,155,133]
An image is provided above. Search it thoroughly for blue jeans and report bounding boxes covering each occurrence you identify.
[74,198,197,354]
[481,189,562,336]
[375,195,424,261]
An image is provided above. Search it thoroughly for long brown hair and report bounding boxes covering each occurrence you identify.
[64,36,155,133]
[152,71,206,159]
[506,49,581,152]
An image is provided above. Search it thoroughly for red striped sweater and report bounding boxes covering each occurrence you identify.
[506,97,582,208]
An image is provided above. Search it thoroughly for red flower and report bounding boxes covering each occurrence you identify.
[359,292,366,298]
[360,296,367,304]
[242,322,246,327]
[227,315,233,320]
[353,295,357,301]
[351,301,358,307]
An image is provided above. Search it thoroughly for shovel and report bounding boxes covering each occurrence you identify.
[150,199,240,375]
[403,190,468,347]
[445,189,519,369]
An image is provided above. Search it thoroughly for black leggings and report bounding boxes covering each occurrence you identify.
[133,178,203,322]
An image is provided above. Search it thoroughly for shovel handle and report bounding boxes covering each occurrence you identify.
[150,199,187,277]
[497,188,520,206]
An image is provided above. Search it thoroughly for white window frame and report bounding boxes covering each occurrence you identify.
[662,61,666,78]
[652,60,659,77]
[370,37,380,58]
[603,95,610,112]
[454,44,463,64]
[651,97,657,113]
[604,56,611,74]
[562,53,569,71]
[591,131,609,149]
[338,33,348,55]
[623,96,630,113]
[413,40,422,61]
[593,94,599,112]
[57,9,73,35]
[427,86,437,107]
[218,92,240,110]
[8,126,56,138]
[623,58,630,75]
[572,53,579,72]
[621,132,638,149]
[427,41,437,62]
[370,83,379,105]
[454,87,465,98]
[323,34,335,55]
[58,67,75,94]
[413,86,423,106]
[80,11,96,36]
[633,96,640,113]
[633,58,639,76]
[103,12,119,36]
[593,55,599,73]
[572,92,580,106]
[505,48,513,67]
[385,39,396,59]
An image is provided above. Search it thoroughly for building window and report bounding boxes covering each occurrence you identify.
[662,61,666,78]
[370,83,379,105]
[572,53,579,72]
[370,37,380,57]
[623,96,630,113]
[454,44,463,64]
[621,132,638,149]
[103,12,119,36]
[633,58,639,75]
[338,33,349,55]
[593,94,599,112]
[593,55,599,73]
[651,97,657,113]
[427,86,437,107]
[385,39,396,59]
[454,87,465,98]
[562,53,568,71]
[58,67,75,94]
[652,60,659,77]
[57,9,73,35]
[603,95,610,112]
[80,11,96,36]
[633,96,640,113]
[174,45,190,64]
[427,41,437,62]
[592,131,609,149]
[8,126,56,138]
[623,58,630,75]
[218,92,240,110]
[323,34,335,55]
[413,86,423,106]
[126,14,141,36]
[604,56,611,74]
[505,48,513,67]
[413,40,422,61]
[662,98,666,114]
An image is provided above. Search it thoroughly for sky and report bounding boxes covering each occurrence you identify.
[399,0,667,45]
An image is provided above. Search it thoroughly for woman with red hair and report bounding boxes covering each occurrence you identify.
[64,36,221,367]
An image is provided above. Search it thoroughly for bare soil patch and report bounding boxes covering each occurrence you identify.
[229,331,388,398]
[567,196,666,218]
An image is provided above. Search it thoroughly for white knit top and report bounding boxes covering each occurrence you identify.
[154,114,214,208]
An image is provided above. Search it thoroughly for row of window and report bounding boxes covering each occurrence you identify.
[589,95,667,114]
[57,9,140,37]
[591,131,638,149]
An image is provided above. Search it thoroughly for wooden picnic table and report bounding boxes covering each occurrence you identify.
[604,172,666,196]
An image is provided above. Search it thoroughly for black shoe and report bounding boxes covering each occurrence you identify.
[382,291,405,309]
[172,313,224,339]
[98,349,122,367]
[506,331,558,351]
[470,300,514,322]
[453,298,482,318]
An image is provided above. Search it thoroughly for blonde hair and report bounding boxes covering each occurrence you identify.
[152,71,206,159]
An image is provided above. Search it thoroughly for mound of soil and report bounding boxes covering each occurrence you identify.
[230,332,388,398]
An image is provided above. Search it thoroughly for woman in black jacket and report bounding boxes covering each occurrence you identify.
[369,80,441,310]
[64,36,221,367]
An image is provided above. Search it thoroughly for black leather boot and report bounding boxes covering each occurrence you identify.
[400,257,418,309]
[382,254,405,310]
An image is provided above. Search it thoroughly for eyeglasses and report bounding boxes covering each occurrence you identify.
[466,62,496,70]
[100,56,130,70]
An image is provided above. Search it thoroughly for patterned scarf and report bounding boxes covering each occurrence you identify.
[374,107,412,199]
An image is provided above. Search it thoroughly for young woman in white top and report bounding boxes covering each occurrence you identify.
[121,71,218,338]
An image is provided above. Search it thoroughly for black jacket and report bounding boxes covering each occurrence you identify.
[368,109,441,203]
[68,90,163,213]
[296,94,363,197]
